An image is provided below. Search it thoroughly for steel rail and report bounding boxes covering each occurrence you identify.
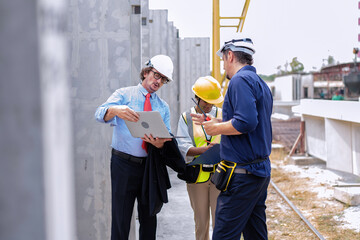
[270,180,326,240]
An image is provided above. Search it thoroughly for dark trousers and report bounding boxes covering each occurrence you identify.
[212,173,270,240]
[111,153,156,240]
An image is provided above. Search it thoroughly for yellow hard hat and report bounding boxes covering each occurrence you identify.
[192,76,224,104]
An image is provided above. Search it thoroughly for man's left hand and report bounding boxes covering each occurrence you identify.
[142,134,172,148]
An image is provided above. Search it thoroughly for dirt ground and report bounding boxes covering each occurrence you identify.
[158,146,359,240]
[267,148,360,240]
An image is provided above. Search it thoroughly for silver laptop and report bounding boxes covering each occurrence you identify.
[124,111,185,138]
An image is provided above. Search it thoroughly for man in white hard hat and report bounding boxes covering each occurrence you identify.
[95,55,174,240]
[191,38,273,240]
[176,76,223,240]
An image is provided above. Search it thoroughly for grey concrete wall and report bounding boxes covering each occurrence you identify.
[130,0,142,86]
[166,22,180,132]
[145,10,210,133]
[325,119,353,173]
[67,0,139,239]
[1,0,213,239]
[0,1,46,239]
[352,123,360,176]
[1,0,76,240]
[39,1,77,239]
[148,10,169,57]
[179,38,211,114]
[141,0,150,65]
[147,10,180,133]
[293,99,360,176]
[304,115,327,160]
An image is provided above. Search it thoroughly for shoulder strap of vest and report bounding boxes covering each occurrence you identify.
[183,108,196,146]
[186,109,196,146]
[181,112,187,125]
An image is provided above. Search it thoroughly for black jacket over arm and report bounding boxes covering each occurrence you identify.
[141,138,186,216]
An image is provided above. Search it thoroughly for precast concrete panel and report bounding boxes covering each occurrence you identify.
[77,0,102,32]
[179,38,210,114]
[141,0,150,64]
[148,10,182,133]
[38,1,77,239]
[68,0,139,239]
[293,99,360,176]
[162,22,180,132]
[179,39,192,114]
[325,119,353,173]
[352,123,360,176]
[72,39,103,99]
[130,1,142,86]
[108,39,132,88]
[304,115,327,161]
[179,39,192,113]
[149,10,169,57]
[1,0,77,239]
[105,0,130,32]
[0,1,46,239]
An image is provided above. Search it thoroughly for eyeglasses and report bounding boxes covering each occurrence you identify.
[150,70,169,84]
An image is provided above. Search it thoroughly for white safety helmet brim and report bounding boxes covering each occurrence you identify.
[216,38,255,58]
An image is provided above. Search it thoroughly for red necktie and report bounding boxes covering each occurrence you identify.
[142,93,152,151]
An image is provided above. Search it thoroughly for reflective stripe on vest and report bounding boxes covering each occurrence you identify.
[182,106,222,183]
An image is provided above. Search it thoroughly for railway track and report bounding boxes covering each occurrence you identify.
[269,180,326,240]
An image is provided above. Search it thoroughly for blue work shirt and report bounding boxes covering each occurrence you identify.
[95,83,171,157]
[221,65,273,177]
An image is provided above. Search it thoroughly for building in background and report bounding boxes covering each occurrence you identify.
[313,62,360,100]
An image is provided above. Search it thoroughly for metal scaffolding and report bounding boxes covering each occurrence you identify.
[212,0,251,97]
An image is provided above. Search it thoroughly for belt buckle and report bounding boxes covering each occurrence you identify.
[203,164,214,168]
[129,156,144,164]
[234,168,251,174]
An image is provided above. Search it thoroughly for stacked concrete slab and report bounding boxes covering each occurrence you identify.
[1,0,76,240]
[67,0,143,239]
[143,9,210,132]
[179,38,211,114]
[0,0,211,239]
[146,9,180,132]
[292,99,360,176]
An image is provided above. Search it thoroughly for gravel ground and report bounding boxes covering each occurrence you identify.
[153,146,360,240]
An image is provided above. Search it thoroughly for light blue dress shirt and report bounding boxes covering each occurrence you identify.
[95,83,171,157]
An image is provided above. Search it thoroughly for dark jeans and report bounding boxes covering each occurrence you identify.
[111,153,156,240]
[212,173,270,240]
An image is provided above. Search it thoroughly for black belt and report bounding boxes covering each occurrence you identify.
[112,148,146,164]
[237,157,268,167]
[234,168,252,174]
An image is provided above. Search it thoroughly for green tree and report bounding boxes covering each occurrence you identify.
[327,55,335,65]
[289,57,304,73]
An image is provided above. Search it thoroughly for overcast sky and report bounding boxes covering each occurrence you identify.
[149,0,359,75]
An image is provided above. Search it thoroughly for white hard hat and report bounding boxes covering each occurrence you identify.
[216,38,255,58]
[145,55,174,81]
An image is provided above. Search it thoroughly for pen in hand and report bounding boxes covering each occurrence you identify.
[191,98,211,121]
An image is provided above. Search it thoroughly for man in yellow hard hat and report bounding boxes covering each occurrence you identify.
[176,76,224,240]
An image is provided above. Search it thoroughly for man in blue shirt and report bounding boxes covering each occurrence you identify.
[191,38,273,240]
[95,55,173,240]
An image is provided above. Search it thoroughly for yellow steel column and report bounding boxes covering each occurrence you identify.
[212,0,251,98]
[212,0,220,82]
